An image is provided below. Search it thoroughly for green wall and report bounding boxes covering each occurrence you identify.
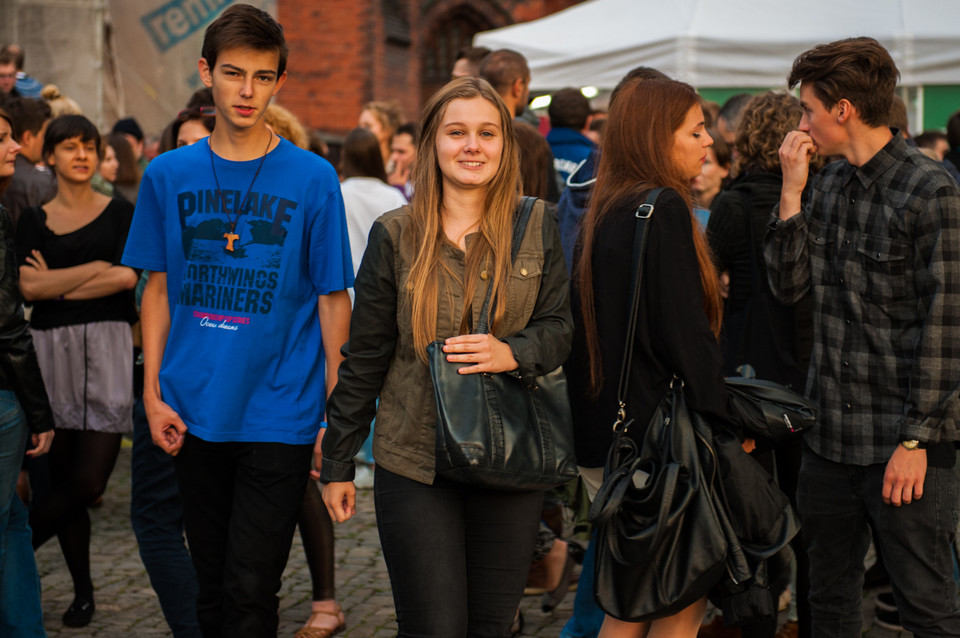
[923,85,960,131]
[697,87,770,106]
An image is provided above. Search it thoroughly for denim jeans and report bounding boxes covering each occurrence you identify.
[374,465,542,637]
[798,446,960,637]
[130,399,201,638]
[175,433,312,638]
[0,391,45,637]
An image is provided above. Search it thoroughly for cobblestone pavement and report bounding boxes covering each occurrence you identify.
[36,443,909,637]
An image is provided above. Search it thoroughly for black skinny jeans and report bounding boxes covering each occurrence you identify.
[374,465,542,637]
[175,433,312,638]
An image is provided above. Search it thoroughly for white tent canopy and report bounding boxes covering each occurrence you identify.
[473,0,960,90]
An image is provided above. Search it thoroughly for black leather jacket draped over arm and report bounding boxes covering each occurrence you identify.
[0,206,54,433]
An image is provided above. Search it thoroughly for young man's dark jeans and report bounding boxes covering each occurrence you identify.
[374,465,542,637]
[130,399,201,638]
[175,433,312,638]
[798,445,960,637]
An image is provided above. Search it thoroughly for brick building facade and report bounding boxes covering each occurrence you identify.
[277,0,582,138]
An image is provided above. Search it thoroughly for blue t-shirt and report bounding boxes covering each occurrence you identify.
[122,137,353,444]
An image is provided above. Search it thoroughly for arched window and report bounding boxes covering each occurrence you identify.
[421,8,494,102]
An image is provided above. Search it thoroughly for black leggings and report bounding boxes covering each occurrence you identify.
[298,479,336,601]
[29,429,123,598]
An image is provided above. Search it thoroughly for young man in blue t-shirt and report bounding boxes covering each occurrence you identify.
[121,5,352,635]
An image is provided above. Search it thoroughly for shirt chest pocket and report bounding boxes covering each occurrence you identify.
[856,234,911,304]
[504,255,543,327]
[808,231,838,288]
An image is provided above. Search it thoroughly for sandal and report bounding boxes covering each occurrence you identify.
[294,604,346,638]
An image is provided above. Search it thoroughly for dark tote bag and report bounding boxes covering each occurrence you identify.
[427,197,578,491]
[587,189,732,621]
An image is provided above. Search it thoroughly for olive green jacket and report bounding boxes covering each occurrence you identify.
[321,200,573,484]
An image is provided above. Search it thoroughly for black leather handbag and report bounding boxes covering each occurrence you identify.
[724,376,819,446]
[427,197,578,491]
[587,189,733,621]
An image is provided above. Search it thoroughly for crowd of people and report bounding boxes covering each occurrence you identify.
[0,4,959,638]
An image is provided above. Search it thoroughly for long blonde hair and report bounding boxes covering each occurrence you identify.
[408,77,522,361]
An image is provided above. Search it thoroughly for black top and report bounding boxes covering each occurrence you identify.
[568,188,743,468]
[16,198,137,329]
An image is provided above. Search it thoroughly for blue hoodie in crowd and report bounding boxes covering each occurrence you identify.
[548,127,597,186]
[557,150,599,273]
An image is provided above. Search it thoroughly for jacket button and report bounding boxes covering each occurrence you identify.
[520,267,528,276]
[480,270,489,280]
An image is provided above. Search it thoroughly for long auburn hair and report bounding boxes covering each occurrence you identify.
[576,79,723,395]
[408,76,522,361]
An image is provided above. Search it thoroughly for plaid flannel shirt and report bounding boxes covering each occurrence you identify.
[764,133,960,466]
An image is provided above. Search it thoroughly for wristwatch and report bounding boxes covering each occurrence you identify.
[900,439,921,450]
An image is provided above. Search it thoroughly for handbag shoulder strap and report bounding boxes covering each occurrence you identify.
[476,196,537,334]
[614,187,666,430]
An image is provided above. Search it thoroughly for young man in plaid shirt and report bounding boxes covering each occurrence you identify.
[765,37,960,636]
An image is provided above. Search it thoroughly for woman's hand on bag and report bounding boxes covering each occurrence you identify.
[443,333,518,374]
[322,481,357,522]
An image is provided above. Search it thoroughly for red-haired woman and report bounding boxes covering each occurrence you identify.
[569,79,747,637]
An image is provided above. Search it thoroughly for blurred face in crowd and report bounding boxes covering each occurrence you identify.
[47,135,98,184]
[436,97,503,193]
[99,144,119,183]
[18,120,47,164]
[691,146,728,201]
[671,104,712,180]
[0,63,16,94]
[359,109,391,150]
[177,119,211,148]
[0,118,20,178]
[451,58,475,79]
[390,132,416,178]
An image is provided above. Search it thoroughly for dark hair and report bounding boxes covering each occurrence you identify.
[395,122,417,145]
[106,132,140,185]
[887,94,909,134]
[915,130,948,150]
[5,97,51,141]
[111,117,144,141]
[42,114,101,164]
[577,79,722,394]
[171,88,216,146]
[609,66,669,109]
[186,87,213,109]
[718,93,752,131]
[947,110,960,151]
[514,120,552,199]
[454,46,492,76]
[202,4,289,76]
[788,37,899,128]
[549,88,590,130]
[478,49,529,94]
[0,44,23,69]
[340,127,387,181]
[0,51,15,68]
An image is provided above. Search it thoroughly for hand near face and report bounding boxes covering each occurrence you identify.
[442,333,518,374]
[778,131,817,218]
